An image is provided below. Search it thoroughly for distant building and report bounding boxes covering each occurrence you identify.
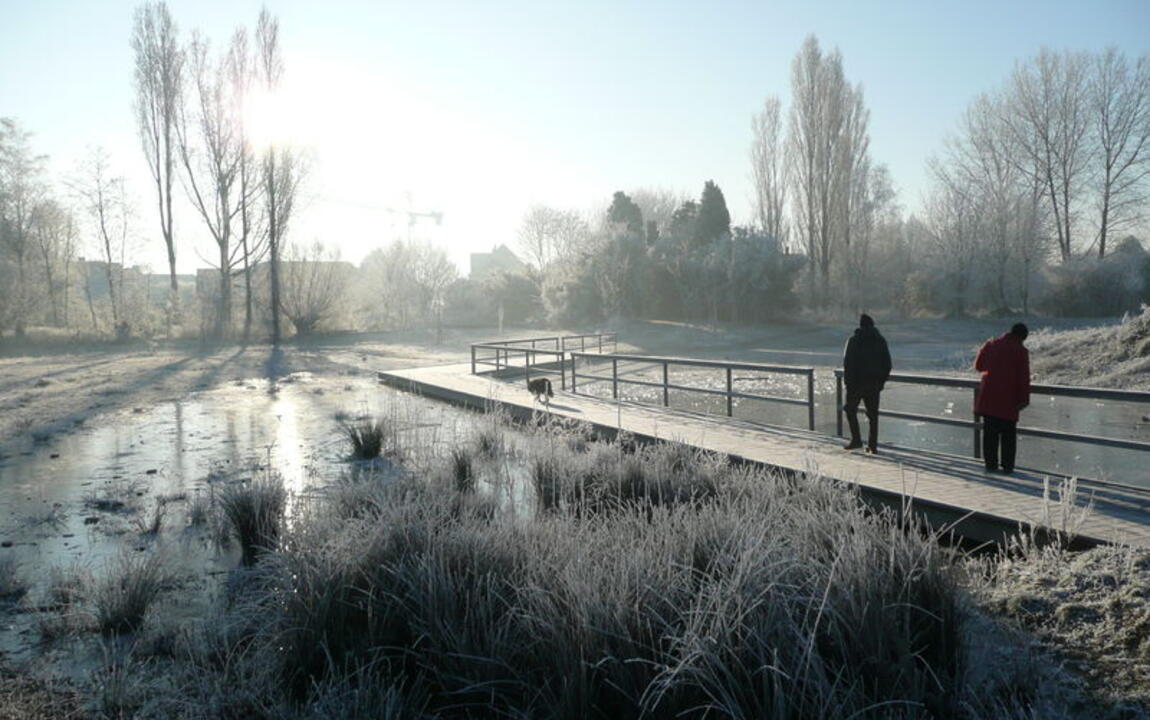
[469,244,527,281]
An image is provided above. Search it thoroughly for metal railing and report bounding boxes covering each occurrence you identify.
[570,352,817,430]
[469,333,617,391]
[833,369,1150,458]
[471,343,568,389]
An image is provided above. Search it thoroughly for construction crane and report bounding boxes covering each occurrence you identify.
[321,194,444,243]
[383,205,443,242]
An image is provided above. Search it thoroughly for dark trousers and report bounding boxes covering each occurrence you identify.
[982,414,1017,472]
[845,385,881,449]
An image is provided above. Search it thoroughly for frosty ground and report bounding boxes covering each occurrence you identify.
[0,315,1148,717]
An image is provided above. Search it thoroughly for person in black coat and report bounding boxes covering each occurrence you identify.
[842,313,892,453]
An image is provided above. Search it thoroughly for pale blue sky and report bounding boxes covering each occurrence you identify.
[2,0,1148,273]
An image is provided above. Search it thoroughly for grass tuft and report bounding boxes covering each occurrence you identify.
[219,474,288,565]
[341,416,392,460]
[0,556,28,601]
[450,447,476,494]
[93,551,166,635]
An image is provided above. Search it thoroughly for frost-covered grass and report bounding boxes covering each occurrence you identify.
[1028,306,1150,390]
[96,413,1107,720]
[92,551,167,636]
[5,405,1137,718]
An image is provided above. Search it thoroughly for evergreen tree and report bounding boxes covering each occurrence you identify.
[695,180,730,244]
[606,191,643,234]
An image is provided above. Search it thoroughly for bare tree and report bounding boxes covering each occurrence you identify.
[280,240,349,336]
[630,187,689,242]
[30,199,78,327]
[516,205,588,285]
[943,92,1029,312]
[750,96,788,246]
[925,162,980,316]
[73,149,134,333]
[1004,49,1091,262]
[786,35,867,307]
[227,28,266,340]
[132,1,184,330]
[255,7,303,346]
[411,241,458,343]
[177,30,252,338]
[1090,48,1150,257]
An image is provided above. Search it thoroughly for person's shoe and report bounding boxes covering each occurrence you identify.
[865,446,878,455]
[984,464,999,473]
[1001,468,1014,475]
[843,441,863,450]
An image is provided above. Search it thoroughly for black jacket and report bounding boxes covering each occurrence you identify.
[843,326,892,390]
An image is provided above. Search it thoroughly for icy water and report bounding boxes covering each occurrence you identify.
[0,372,557,680]
[575,359,1150,487]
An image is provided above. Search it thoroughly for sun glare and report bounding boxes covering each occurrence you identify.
[244,88,296,149]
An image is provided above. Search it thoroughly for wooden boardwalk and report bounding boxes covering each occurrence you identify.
[380,363,1150,549]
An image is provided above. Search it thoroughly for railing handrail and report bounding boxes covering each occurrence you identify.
[569,352,816,430]
[833,368,1150,403]
[831,368,1150,464]
[570,351,814,376]
[475,331,617,349]
[471,343,564,356]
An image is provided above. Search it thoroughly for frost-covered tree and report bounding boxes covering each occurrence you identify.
[132,1,184,329]
[750,96,788,246]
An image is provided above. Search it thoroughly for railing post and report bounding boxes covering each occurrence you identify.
[525,349,531,383]
[560,352,566,391]
[571,354,578,394]
[471,345,476,375]
[598,334,602,354]
[807,370,816,431]
[662,362,669,407]
[582,336,586,352]
[726,367,733,417]
[973,388,982,459]
[612,358,618,400]
[835,373,843,437]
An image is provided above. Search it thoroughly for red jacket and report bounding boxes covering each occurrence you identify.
[974,333,1030,421]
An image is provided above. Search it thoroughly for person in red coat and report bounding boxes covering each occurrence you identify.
[974,323,1030,474]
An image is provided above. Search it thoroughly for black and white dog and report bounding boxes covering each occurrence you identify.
[527,377,554,405]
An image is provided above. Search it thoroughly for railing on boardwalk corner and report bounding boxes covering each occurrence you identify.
[470,332,618,391]
[833,369,1150,460]
[569,352,817,431]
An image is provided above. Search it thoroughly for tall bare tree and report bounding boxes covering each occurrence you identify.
[255,7,303,346]
[1090,48,1150,257]
[132,1,184,330]
[751,96,788,246]
[227,28,266,340]
[177,31,254,338]
[786,35,870,308]
[1004,49,1091,262]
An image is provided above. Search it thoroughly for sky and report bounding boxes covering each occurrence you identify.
[2,0,1148,276]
